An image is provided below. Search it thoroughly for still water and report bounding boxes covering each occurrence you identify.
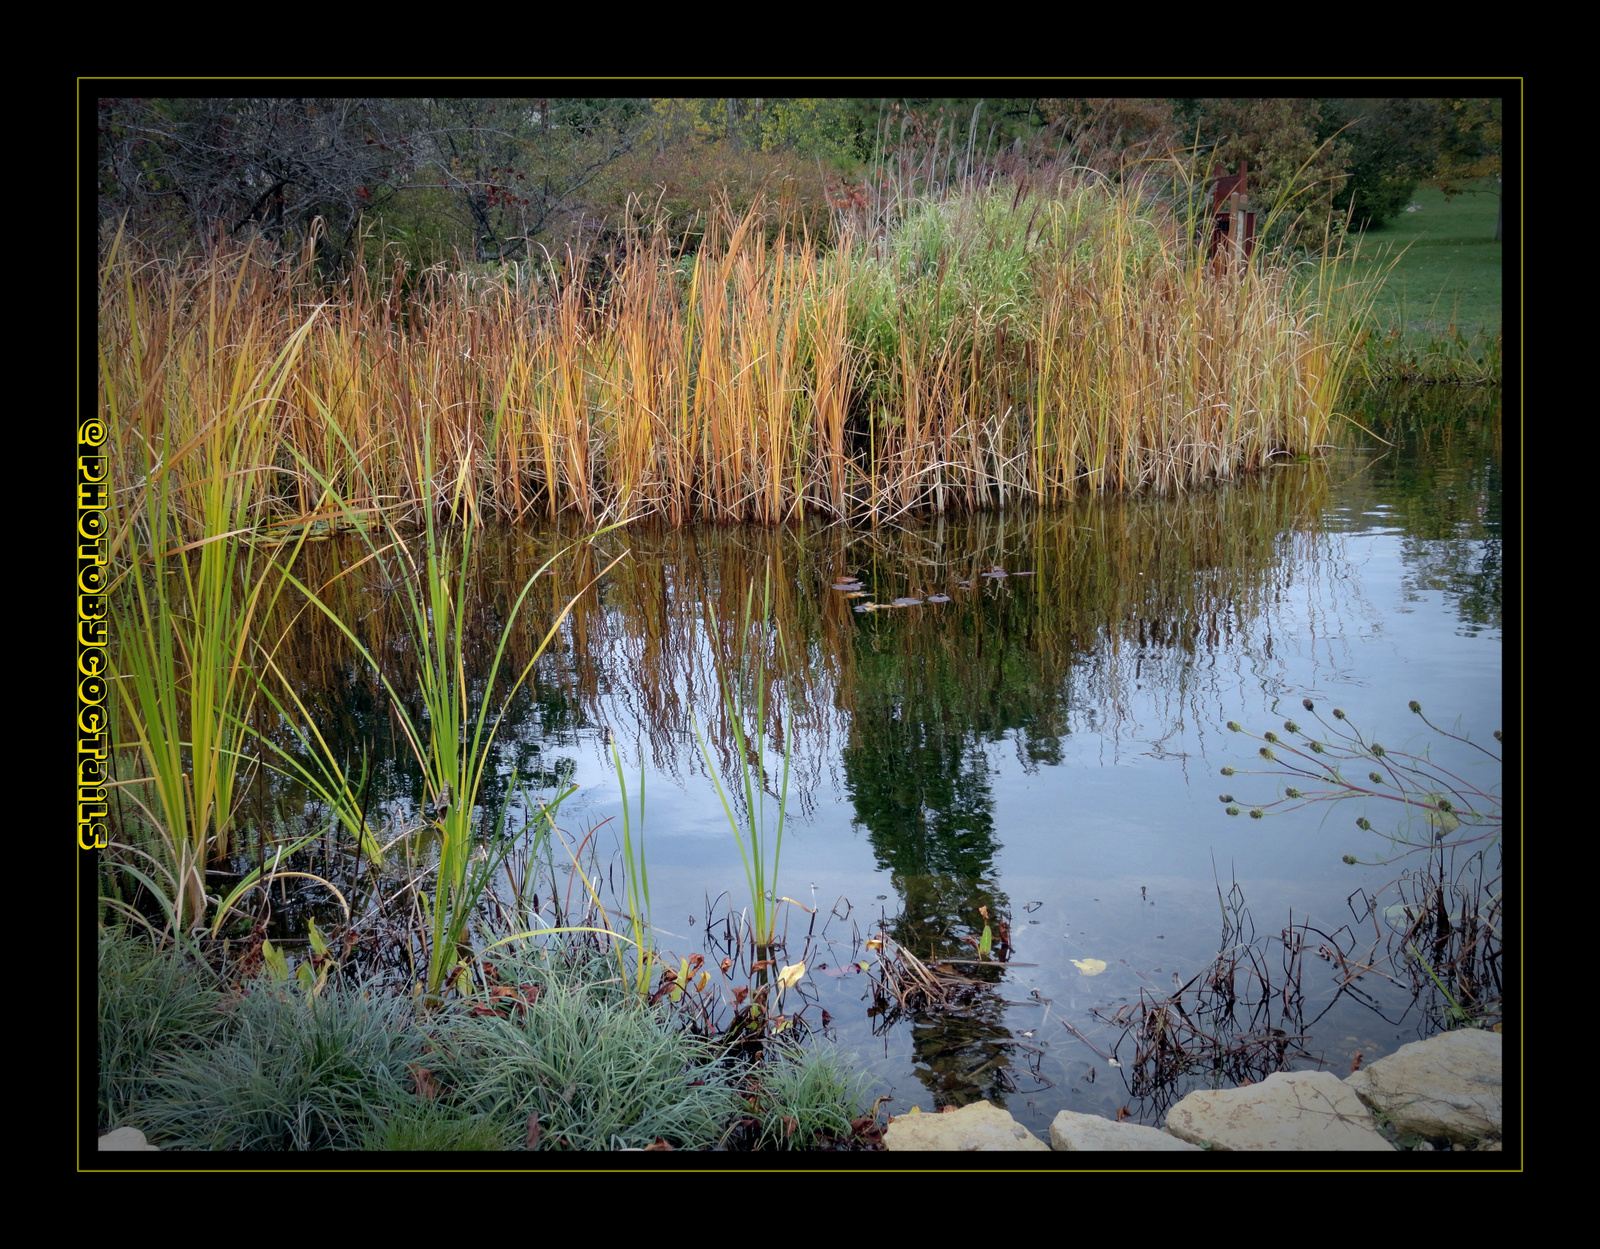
[280,384,1502,1134]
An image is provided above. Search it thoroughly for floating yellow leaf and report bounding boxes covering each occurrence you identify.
[1070,958,1108,975]
[777,961,806,991]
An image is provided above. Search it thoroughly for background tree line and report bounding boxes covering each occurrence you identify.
[95,95,1506,272]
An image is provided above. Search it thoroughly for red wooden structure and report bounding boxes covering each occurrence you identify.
[1207,160,1256,266]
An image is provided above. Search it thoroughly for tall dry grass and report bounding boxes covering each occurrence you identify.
[100,174,1372,537]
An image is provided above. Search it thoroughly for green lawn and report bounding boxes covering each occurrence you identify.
[1341,184,1502,381]
[1348,184,1503,339]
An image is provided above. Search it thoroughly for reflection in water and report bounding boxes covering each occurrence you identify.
[1341,384,1502,636]
[267,457,1350,803]
[215,385,1501,1122]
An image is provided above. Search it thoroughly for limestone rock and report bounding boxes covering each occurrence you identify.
[1345,1028,1501,1144]
[99,1126,160,1151]
[1050,1110,1202,1151]
[884,1100,1049,1151]
[1165,1071,1394,1151]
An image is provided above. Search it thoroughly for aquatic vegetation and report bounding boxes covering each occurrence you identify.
[98,170,1376,534]
[696,571,794,954]
[91,161,1493,1145]
[100,226,322,937]
[268,426,623,1000]
[1218,699,1502,857]
[1219,700,1503,1033]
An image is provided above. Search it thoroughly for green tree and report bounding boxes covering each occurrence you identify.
[1175,98,1351,249]
[1316,98,1445,230]
[1428,97,1504,242]
[755,98,862,161]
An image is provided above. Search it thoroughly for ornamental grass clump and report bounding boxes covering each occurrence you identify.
[747,1043,875,1150]
[96,926,228,1131]
[131,972,428,1151]
[434,943,745,1151]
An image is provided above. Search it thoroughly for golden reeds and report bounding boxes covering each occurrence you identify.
[100,178,1370,537]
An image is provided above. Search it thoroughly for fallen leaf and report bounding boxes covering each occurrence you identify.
[410,1065,440,1100]
[1070,957,1108,975]
[777,961,806,991]
[525,1111,541,1149]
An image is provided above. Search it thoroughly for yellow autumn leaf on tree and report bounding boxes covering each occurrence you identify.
[1070,958,1108,975]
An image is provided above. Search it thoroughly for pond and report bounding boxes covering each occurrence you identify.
[254,383,1503,1136]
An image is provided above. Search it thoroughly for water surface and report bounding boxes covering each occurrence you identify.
[270,384,1503,1133]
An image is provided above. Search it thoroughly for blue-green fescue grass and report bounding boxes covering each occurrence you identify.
[750,1042,876,1150]
[1343,185,1503,383]
[354,1104,511,1151]
[429,941,746,1151]
[129,966,429,1151]
[101,920,878,1150]
[96,926,228,1131]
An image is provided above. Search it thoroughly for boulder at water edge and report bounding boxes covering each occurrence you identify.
[884,1100,1050,1151]
[1164,1071,1395,1150]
